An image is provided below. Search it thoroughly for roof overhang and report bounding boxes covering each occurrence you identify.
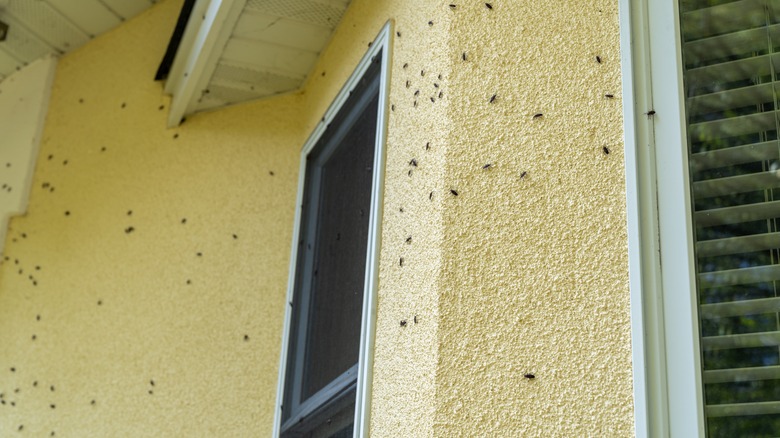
[164,0,351,127]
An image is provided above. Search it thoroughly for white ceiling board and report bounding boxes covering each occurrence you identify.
[3,0,90,52]
[99,0,155,21]
[233,14,332,52]
[47,0,122,37]
[0,48,20,76]
[167,0,353,118]
[317,0,350,7]
[231,10,276,36]
[211,62,302,87]
[191,80,293,112]
[0,15,55,62]
[199,82,260,102]
[245,0,346,27]
[189,58,310,112]
[222,38,318,77]
[191,93,233,112]
[219,75,295,94]
[0,0,156,87]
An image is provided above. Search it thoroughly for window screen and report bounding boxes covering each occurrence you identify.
[280,56,381,437]
[681,0,780,434]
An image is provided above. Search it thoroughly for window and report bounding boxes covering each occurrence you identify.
[625,0,780,436]
[274,24,391,438]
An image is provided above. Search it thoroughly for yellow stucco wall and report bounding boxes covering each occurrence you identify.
[436,1,633,436]
[0,0,632,436]
[0,1,301,435]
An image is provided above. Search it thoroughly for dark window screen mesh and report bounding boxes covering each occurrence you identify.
[281,55,381,437]
[302,94,378,398]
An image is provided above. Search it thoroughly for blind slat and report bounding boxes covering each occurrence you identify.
[701,296,780,318]
[701,330,780,350]
[706,401,780,418]
[704,365,780,383]
[685,24,780,68]
[682,0,768,41]
[685,53,778,91]
[697,232,780,257]
[693,170,780,198]
[698,264,780,288]
[695,199,780,227]
[690,140,780,172]
[689,111,777,141]
[687,83,774,117]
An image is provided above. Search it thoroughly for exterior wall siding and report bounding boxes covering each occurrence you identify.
[0,0,632,436]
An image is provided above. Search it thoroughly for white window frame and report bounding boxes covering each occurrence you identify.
[273,21,393,438]
[620,0,707,436]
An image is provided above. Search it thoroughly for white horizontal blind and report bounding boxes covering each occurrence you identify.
[682,0,780,434]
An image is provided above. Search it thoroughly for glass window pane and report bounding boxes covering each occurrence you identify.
[681,0,780,434]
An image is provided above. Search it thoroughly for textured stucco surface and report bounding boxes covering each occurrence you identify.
[0,1,301,435]
[436,1,633,436]
[0,0,632,436]
[304,0,633,436]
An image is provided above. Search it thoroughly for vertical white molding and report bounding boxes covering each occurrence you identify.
[354,21,392,438]
[619,1,651,435]
[0,55,57,256]
[621,0,706,435]
[648,0,706,434]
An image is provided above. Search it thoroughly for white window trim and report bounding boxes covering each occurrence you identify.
[273,21,393,438]
[620,1,706,437]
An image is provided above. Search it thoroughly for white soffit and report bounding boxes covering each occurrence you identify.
[0,0,156,83]
[165,0,351,126]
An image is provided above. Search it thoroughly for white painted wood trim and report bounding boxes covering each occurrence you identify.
[648,0,706,433]
[0,55,56,257]
[163,0,211,95]
[164,0,245,128]
[621,0,706,436]
[354,21,393,438]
